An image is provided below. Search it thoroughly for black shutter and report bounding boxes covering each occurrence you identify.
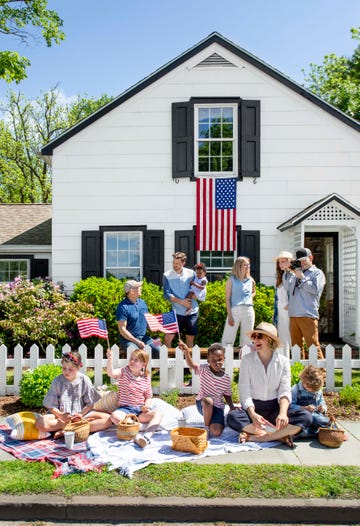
[172,102,193,179]
[175,229,195,268]
[81,230,101,279]
[31,258,49,279]
[238,229,260,283]
[239,100,260,179]
[143,230,164,286]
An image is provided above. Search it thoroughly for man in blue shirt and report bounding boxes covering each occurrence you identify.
[282,248,326,359]
[116,280,160,358]
[163,252,198,348]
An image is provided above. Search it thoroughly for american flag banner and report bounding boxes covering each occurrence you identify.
[77,318,108,339]
[144,311,179,334]
[196,177,237,251]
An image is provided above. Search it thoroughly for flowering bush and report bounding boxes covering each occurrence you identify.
[0,277,93,352]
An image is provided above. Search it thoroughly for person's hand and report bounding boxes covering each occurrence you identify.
[136,340,145,349]
[275,413,289,430]
[318,405,325,413]
[251,412,266,430]
[294,268,304,279]
[228,315,235,327]
[71,413,82,422]
[182,298,192,308]
[178,340,189,353]
[106,348,112,359]
[304,404,315,413]
[58,412,72,424]
[141,406,150,413]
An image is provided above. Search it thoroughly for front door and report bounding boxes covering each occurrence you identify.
[304,233,339,342]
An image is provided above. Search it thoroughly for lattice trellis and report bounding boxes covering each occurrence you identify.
[343,228,357,339]
[308,204,355,222]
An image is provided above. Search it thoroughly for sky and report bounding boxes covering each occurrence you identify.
[0,0,359,102]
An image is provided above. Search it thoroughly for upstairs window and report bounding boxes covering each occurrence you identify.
[195,104,237,176]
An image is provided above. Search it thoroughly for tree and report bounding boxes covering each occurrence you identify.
[303,27,360,121]
[0,87,113,202]
[0,0,65,83]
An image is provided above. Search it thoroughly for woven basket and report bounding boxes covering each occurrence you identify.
[170,426,208,455]
[117,414,141,441]
[318,417,346,448]
[64,418,90,443]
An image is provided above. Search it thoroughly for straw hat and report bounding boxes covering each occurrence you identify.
[246,322,282,347]
[273,250,293,261]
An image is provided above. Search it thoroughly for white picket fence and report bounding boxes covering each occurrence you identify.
[0,342,359,397]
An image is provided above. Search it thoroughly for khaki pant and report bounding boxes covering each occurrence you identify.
[289,316,324,359]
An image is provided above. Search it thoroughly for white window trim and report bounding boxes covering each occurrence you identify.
[0,258,30,282]
[194,103,238,177]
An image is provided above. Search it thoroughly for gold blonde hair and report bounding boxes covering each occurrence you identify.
[131,348,150,376]
[231,256,251,280]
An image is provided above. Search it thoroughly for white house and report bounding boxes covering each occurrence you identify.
[41,32,360,347]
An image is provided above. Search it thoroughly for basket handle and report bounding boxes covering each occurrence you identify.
[121,413,139,425]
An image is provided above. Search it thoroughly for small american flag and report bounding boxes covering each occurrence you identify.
[144,311,179,334]
[77,318,108,339]
[196,177,237,251]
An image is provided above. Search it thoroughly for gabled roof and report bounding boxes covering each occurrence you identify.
[0,204,52,245]
[41,32,360,158]
[277,194,360,231]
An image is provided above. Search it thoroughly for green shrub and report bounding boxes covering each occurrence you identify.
[0,277,93,352]
[290,362,305,386]
[339,384,360,408]
[19,363,62,408]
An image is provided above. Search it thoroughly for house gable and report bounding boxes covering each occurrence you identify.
[41,32,360,158]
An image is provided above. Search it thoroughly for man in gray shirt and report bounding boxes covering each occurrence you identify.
[282,247,326,359]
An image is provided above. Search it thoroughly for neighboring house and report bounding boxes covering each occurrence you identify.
[0,204,51,281]
[41,32,360,346]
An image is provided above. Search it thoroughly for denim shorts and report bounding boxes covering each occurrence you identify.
[113,405,143,418]
[177,313,199,336]
[196,399,225,426]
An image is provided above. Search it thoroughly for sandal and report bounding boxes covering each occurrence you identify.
[280,435,294,448]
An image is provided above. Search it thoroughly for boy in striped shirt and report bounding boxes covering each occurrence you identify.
[179,341,240,437]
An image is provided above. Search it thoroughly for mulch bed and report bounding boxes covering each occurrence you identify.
[0,392,358,420]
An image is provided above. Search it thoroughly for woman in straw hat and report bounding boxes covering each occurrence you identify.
[273,251,293,358]
[227,322,312,446]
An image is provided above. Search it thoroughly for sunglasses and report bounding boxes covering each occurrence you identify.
[251,333,264,341]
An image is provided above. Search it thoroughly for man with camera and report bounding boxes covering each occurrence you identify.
[282,247,326,359]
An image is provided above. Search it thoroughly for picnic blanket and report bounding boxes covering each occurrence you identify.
[87,425,276,478]
[0,424,104,478]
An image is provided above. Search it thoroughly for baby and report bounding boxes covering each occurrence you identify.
[185,262,207,314]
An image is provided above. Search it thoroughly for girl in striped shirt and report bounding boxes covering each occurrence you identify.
[179,341,239,437]
[106,348,162,448]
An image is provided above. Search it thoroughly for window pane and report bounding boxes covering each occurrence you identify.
[222,123,233,138]
[107,234,117,250]
[199,158,209,172]
[223,107,233,122]
[210,107,222,121]
[210,123,221,138]
[210,142,221,156]
[222,157,233,171]
[210,157,221,171]
[198,124,210,138]
[106,251,118,267]
[198,142,209,155]
[199,108,209,123]
[222,141,233,155]
[104,231,142,280]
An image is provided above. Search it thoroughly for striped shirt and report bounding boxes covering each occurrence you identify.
[117,366,153,407]
[195,364,232,409]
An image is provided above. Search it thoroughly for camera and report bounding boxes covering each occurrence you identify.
[289,259,302,270]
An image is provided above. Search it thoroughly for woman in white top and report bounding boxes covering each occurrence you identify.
[221,257,256,349]
[273,251,293,358]
[226,322,312,446]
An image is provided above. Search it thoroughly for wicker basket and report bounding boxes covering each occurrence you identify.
[117,414,141,441]
[318,417,346,448]
[170,426,208,455]
[64,418,90,443]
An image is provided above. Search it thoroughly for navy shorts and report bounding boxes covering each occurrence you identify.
[196,399,225,426]
[112,405,143,418]
[177,313,199,336]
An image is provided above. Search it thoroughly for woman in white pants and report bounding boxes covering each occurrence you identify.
[273,251,293,359]
[222,257,256,350]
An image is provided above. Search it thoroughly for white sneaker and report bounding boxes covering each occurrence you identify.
[134,434,150,448]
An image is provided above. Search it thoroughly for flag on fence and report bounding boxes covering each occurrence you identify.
[196,177,237,251]
[77,318,108,339]
[144,311,179,334]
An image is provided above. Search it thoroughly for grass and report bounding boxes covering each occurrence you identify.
[0,461,359,499]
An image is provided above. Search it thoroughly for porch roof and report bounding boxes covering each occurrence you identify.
[277,193,360,232]
[0,204,52,245]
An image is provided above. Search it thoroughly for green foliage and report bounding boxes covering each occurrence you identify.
[290,362,305,386]
[0,0,65,83]
[0,88,113,203]
[253,283,275,326]
[339,384,360,408]
[0,277,93,352]
[19,363,62,408]
[71,276,169,346]
[303,26,360,121]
